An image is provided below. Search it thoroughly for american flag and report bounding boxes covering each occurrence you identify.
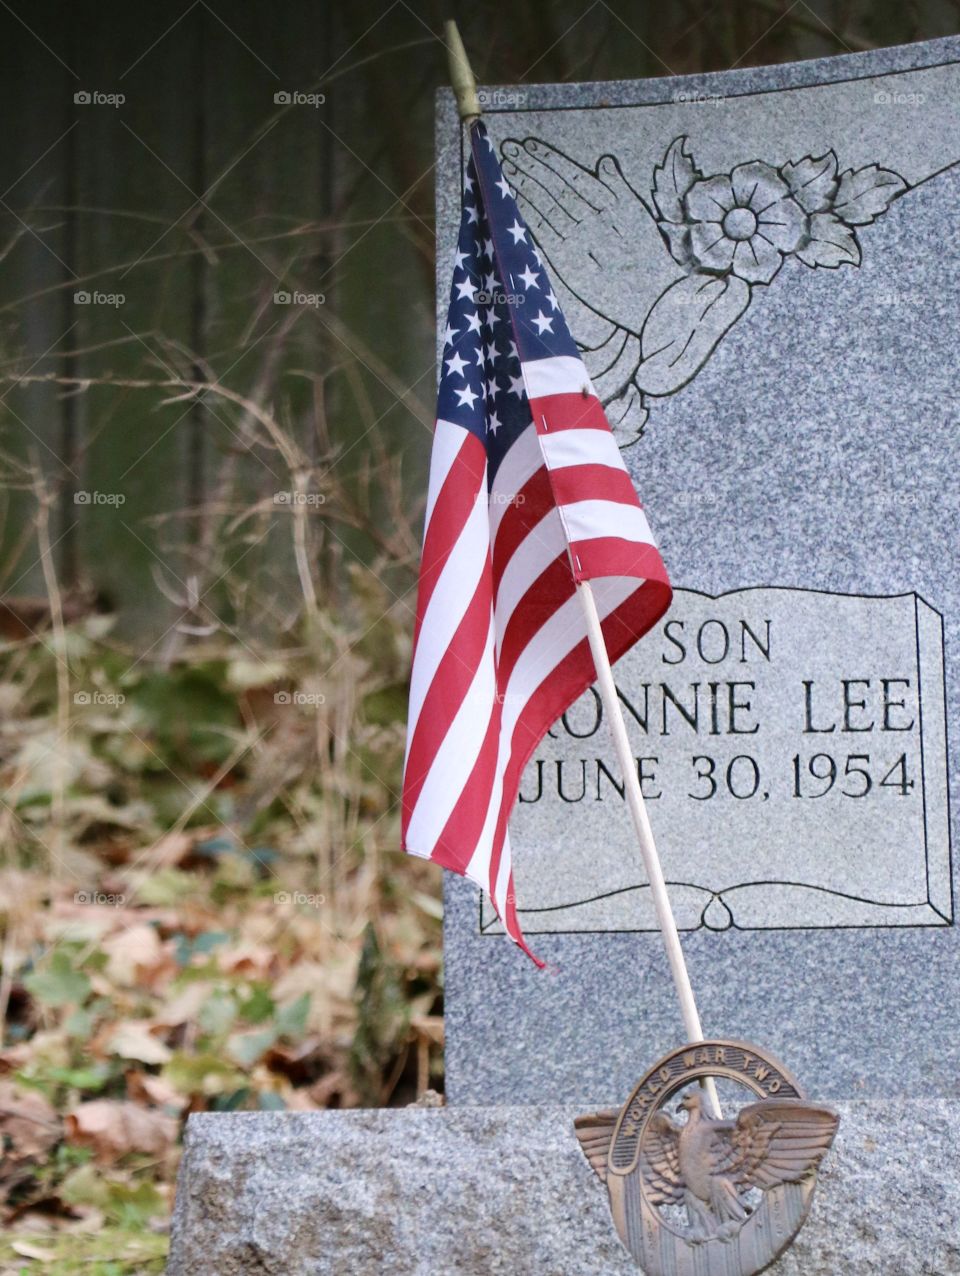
[401,120,671,964]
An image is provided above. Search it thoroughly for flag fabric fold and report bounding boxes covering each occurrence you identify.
[401,119,672,964]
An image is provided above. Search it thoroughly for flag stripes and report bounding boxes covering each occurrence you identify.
[401,120,671,963]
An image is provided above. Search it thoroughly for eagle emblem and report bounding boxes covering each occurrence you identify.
[575,1040,839,1275]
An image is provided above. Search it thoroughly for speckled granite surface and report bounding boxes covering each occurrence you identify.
[436,36,960,1107]
[166,1102,959,1275]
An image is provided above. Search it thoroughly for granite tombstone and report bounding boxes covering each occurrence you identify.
[437,34,960,1107]
[167,35,960,1274]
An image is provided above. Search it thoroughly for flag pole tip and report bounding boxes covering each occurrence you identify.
[444,19,482,125]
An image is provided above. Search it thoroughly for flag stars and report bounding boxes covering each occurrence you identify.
[455,384,480,410]
[518,264,539,291]
[438,127,585,450]
[455,276,476,302]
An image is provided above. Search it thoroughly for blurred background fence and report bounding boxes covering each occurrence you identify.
[2,0,957,634]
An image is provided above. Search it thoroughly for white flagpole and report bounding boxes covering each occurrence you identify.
[576,580,721,1118]
[444,18,721,1118]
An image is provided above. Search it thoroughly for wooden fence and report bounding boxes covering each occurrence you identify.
[0,0,949,633]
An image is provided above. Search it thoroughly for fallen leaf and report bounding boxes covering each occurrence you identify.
[65,1099,177,1163]
[0,1042,33,1073]
[272,958,356,1031]
[101,923,164,985]
[217,942,276,976]
[411,890,443,921]
[107,1021,173,1065]
[274,992,310,1042]
[2,1029,71,1074]
[153,980,213,1027]
[285,1088,320,1111]
[125,1070,188,1112]
[0,1080,60,1197]
[11,1241,56,1260]
[226,1026,278,1068]
[307,1068,359,1108]
[45,910,119,944]
[263,1036,328,1085]
[161,1051,247,1097]
[22,952,91,1008]
[63,1204,106,1233]
[58,1162,107,1210]
[145,830,194,867]
[49,900,181,935]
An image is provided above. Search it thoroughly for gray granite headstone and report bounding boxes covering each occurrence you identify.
[437,35,960,1106]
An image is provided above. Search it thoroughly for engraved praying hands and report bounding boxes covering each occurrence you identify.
[501,138,683,335]
[501,136,747,440]
[500,134,906,445]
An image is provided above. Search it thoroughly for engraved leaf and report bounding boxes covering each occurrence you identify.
[659,221,693,269]
[780,151,838,213]
[796,212,861,269]
[653,136,702,223]
[833,164,906,225]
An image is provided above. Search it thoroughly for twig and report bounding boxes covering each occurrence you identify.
[31,467,71,865]
[1,372,307,469]
[748,0,875,51]
[0,220,421,316]
[0,921,18,1037]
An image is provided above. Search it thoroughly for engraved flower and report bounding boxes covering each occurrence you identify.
[682,161,807,284]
